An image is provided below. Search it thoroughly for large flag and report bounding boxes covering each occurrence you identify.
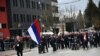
[28,19,41,44]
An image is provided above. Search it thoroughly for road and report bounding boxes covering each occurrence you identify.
[12,47,100,56]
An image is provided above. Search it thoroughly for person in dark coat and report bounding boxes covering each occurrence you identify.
[93,32,98,48]
[44,36,48,52]
[97,31,100,46]
[41,36,48,53]
[71,34,80,50]
[14,36,24,56]
[56,36,61,49]
[50,36,56,52]
[40,39,45,53]
[0,38,4,51]
[69,33,74,48]
[78,33,84,47]
[46,35,50,48]
[38,44,42,54]
[83,32,89,50]
[60,37,64,49]
[64,35,69,48]
[95,31,100,47]
[68,35,72,48]
[88,32,94,48]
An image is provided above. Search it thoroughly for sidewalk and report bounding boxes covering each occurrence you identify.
[0,49,31,56]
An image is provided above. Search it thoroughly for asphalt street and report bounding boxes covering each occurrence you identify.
[12,47,100,56]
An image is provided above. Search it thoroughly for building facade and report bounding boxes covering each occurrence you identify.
[0,0,10,39]
[7,0,52,36]
[0,0,58,38]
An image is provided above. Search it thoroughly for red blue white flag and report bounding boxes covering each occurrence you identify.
[28,19,41,44]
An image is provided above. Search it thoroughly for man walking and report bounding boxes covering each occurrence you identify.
[14,35,24,56]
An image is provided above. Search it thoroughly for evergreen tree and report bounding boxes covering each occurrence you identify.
[99,1,100,15]
[99,1,100,9]
[94,1,100,30]
[84,0,99,27]
[77,10,84,29]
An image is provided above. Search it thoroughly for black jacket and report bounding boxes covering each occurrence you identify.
[15,41,23,51]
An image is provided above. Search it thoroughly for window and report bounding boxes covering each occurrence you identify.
[36,2,40,9]
[26,0,30,8]
[41,3,45,10]
[20,14,26,22]
[20,14,23,22]
[13,0,18,7]
[29,15,31,22]
[13,14,19,22]
[46,4,50,10]
[32,15,36,21]
[27,15,29,22]
[55,7,58,13]
[13,14,17,22]
[0,24,6,29]
[0,7,5,12]
[20,0,24,8]
[16,14,19,22]
[2,24,6,28]
[32,1,36,9]
[23,15,25,22]
[27,15,31,22]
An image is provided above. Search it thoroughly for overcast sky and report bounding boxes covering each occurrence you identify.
[57,0,99,20]
[58,0,99,13]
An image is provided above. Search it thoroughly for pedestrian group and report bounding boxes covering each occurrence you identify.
[38,31,100,53]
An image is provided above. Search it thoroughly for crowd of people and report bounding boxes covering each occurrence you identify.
[0,31,100,55]
[38,31,100,53]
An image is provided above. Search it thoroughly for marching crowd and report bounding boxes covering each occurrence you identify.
[38,31,100,53]
[0,31,100,56]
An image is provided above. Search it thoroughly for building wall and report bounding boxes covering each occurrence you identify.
[0,0,58,37]
[6,0,52,36]
[8,0,51,28]
[0,0,10,38]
